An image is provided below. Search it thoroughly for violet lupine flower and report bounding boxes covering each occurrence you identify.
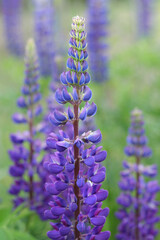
[8,39,49,215]
[87,0,109,82]
[34,0,56,77]
[137,0,153,37]
[44,16,111,240]
[116,109,160,240]
[2,0,23,56]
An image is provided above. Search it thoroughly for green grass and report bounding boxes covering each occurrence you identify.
[0,0,160,239]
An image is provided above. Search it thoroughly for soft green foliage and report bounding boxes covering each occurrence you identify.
[0,0,160,239]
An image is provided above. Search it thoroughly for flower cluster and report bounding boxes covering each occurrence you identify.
[2,0,23,56]
[44,16,111,240]
[116,109,160,240]
[8,39,49,217]
[137,0,152,36]
[87,0,108,82]
[34,0,55,77]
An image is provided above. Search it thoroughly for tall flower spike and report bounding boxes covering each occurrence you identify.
[116,109,160,240]
[87,0,109,82]
[8,39,49,217]
[137,0,153,37]
[44,16,111,240]
[34,0,56,77]
[2,0,24,56]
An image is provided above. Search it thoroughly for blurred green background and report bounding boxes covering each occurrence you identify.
[0,0,160,239]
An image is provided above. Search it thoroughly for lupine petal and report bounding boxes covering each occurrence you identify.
[85,195,97,205]
[48,164,64,174]
[87,102,97,117]
[59,226,70,236]
[12,113,27,124]
[91,216,106,226]
[54,110,67,122]
[95,231,111,240]
[90,172,105,183]
[94,151,107,163]
[47,230,61,239]
[96,190,108,202]
[84,156,95,167]
[51,206,66,216]
[83,87,92,101]
[62,88,72,101]
[60,72,68,85]
[68,107,74,120]
[66,71,73,84]
[79,107,87,121]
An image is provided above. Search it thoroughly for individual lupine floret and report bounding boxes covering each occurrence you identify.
[2,0,23,56]
[44,16,111,240]
[137,0,153,37]
[34,0,56,77]
[87,0,109,82]
[116,109,160,240]
[8,39,49,216]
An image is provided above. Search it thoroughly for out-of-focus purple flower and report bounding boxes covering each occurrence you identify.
[44,16,110,240]
[8,39,50,219]
[87,0,109,82]
[34,0,56,77]
[2,0,24,56]
[116,109,160,240]
[137,0,153,37]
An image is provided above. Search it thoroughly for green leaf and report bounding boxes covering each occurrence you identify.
[0,205,12,226]
[0,227,12,240]
[9,229,37,240]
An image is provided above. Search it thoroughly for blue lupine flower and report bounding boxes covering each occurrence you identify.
[137,0,153,37]
[116,109,160,240]
[8,39,50,218]
[34,0,56,77]
[44,16,110,240]
[87,0,109,82]
[2,0,23,56]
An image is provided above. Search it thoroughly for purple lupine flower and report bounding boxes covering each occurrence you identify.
[116,109,160,240]
[8,39,50,217]
[2,0,23,56]
[34,0,56,77]
[44,16,111,240]
[87,0,109,82]
[137,0,153,37]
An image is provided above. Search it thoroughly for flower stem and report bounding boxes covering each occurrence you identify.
[73,102,80,240]
[135,156,140,240]
[29,117,34,205]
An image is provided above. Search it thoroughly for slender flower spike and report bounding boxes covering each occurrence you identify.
[8,39,49,218]
[137,0,153,37]
[44,16,110,240]
[2,0,24,56]
[34,0,56,77]
[116,109,160,240]
[87,0,109,82]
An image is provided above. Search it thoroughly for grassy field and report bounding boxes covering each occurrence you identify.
[0,0,160,239]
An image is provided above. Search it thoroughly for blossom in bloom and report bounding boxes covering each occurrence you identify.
[44,16,111,240]
[87,0,109,82]
[2,0,23,56]
[137,0,153,37]
[34,0,56,77]
[8,39,50,218]
[116,109,160,240]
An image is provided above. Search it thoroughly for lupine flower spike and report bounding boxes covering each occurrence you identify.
[8,39,49,217]
[2,0,23,56]
[116,109,160,240]
[87,0,109,82]
[34,0,55,77]
[44,16,111,240]
[137,0,153,37]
